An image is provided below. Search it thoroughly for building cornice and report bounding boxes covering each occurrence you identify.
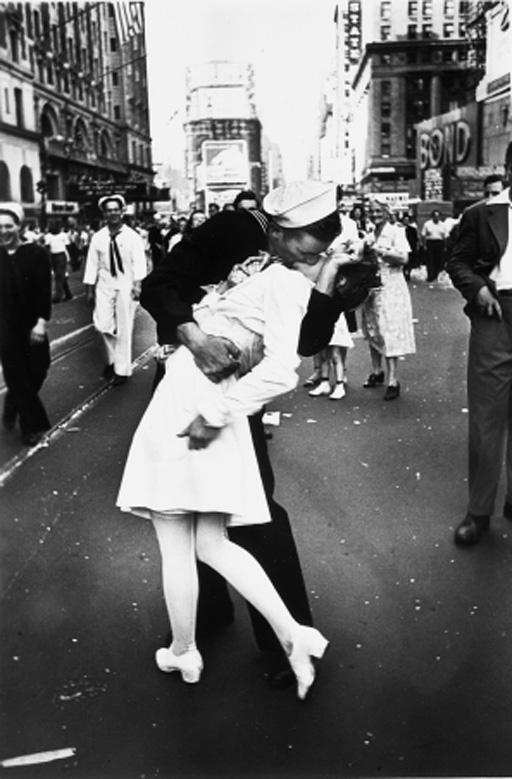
[0,120,40,143]
[0,58,35,82]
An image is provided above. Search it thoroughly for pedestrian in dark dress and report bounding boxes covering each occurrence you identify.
[140,182,346,687]
[402,214,420,281]
[0,203,52,446]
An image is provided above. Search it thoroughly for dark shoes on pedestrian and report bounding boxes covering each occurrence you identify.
[2,414,17,431]
[21,430,45,447]
[102,363,115,380]
[504,501,512,520]
[383,382,401,401]
[454,513,490,546]
[363,371,384,388]
[112,374,129,386]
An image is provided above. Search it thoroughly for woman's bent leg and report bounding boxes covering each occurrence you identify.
[152,514,198,654]
[196,513,328,698]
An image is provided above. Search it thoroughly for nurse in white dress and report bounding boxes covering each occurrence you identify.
[117,182,344,699]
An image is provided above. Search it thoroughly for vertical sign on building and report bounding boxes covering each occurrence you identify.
[346,0,362,65]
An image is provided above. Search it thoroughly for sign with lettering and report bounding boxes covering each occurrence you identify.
[416,103,480,171]
[203,140,249,185]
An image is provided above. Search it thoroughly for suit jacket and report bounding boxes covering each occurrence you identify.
[140,208,342,356]
[447,188,510,313]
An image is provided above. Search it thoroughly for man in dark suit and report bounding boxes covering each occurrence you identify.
[141,182,346,686]
[447,141,512,545]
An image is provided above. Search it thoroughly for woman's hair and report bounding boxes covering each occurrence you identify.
[292,210,341,244]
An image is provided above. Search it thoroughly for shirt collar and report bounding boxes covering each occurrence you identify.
[485,187,512,206]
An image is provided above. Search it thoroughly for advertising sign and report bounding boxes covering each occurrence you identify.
[203,140,249,186]
[417,103,480,172]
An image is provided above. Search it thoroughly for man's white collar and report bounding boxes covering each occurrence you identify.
[485,187,512,206]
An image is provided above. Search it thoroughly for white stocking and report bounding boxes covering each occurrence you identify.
[152,514,198,655]
[195,513,297,649]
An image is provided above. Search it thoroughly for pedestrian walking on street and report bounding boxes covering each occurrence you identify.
[118,182,342,699]
[361,198,416,400]
[45,222,73,302]
[140,181,354,688]
[447,142,512,547]
[83,195,147,386]
[0,203,52,446]
[421,209,448,282]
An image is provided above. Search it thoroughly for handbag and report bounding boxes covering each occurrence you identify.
[333,243,381,311]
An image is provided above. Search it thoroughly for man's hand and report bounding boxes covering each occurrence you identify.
[314,252,353,297]
[475,286,502,319]
[30,319,47,345]
[177,323,240,383]
[177,415,221,450]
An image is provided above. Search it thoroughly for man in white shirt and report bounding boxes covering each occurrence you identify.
[83,195,147,385]
[421,209,447,282]
[447,142,512,546]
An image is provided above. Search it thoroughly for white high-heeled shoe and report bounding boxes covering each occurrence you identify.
[308,380,331,397]
[285,626,329,700]
[155,646,203,683]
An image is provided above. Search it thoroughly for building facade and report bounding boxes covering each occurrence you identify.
[0,1,152,224]
[184,61,263,209]
[348,0,483,197]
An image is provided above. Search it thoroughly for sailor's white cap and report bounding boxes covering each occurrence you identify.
[98,194,126,211]
[0,202,24,224]
[263,181,337,229]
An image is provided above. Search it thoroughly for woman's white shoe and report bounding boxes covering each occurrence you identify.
[155,646,203,683]
[308,380,331,397]
[329,382,346,400]
[285,626,329,700]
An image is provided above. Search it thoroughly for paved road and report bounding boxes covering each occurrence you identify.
[2,275,512,778]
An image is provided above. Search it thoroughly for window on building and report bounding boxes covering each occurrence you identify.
[4,88,10,114]
[380,25,391,40]
[458,23,466,36]
[443,22,455,37]
[0,162,11,199]
[114,105,121,120]
[408,0,418,16]
[132,140,137,163]
[381,53,392,65]
[459,0,469,13]
[47,63,54,85]
[422,23,433,37]
[408,24,417,39]
[25,5,33,38]
[112,71,119,86]
[381,103,391,117]
[443,48,454,62]
[381,80,392,98]
[20,166,34,202]
[444,0,455,15]
[14,88,24,128]
[10,31,19,62]
[422,0,432,15]
[110,37,117,52]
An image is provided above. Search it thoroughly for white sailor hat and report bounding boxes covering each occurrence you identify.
[0,202,24,224]
[263,181,337,229]
[98,194,126,211]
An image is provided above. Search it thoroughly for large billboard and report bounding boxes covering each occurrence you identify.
[203,140,249,186]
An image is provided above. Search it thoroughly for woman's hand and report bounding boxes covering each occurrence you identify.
[177,415,221,449]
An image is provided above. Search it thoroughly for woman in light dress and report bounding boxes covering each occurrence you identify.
[117,203,343,700]
[361,200,416,400]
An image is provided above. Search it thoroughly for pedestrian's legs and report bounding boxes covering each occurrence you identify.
[196,513,328,698]
[386,356,398,385]
[51,253,67,302]
[330,346,347,383]
[2,388,18,428]
[369,345,382,374]
[0,337,50,435]
[152,514,198,654]
[112,290,136,376]
[467,312,512,516]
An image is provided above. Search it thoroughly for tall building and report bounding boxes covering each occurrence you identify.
[0,1,153,224]
[184,61,262,209]
[349,0,483,198]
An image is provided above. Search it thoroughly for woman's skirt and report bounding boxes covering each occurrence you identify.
[116,347,271,527]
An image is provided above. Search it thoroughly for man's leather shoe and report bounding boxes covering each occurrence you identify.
[102,363,114,380]
[21,431,45,447]
[267,666,296,690]
[454,513,490,546]
[112,374,128,386]
[504,502,512,520]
